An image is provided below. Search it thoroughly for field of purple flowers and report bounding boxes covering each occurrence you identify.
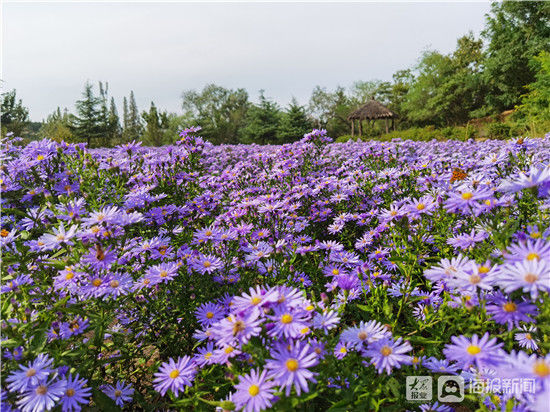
[1,128,550,411]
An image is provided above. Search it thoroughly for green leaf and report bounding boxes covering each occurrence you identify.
[92,389,120,411]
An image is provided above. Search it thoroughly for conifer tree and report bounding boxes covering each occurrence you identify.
[71,82,103,147]
[277,98,312,143]
[141,102,169,146]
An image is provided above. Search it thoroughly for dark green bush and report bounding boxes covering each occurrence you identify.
[488,122,512,139]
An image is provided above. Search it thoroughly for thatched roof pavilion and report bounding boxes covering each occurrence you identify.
[347,98,396,136]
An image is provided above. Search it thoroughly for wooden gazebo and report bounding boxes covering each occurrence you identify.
[347,98,396,136]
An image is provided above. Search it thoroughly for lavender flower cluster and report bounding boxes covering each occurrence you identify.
[1,129,549,411]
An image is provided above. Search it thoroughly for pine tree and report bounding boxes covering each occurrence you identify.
[277,98,313,143]
[122,97,133,142]
[108,97,122,145]
[71,82,103,147]
[240,91,281,144]
[1,89,30,137]
[127,91,143,141]
[142,102,169,146]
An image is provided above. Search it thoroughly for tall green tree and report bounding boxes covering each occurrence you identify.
[39,107,74,142]
[141,102,169,146]
[482,1,550,112]
[71,82,103,147]
[182,84,249,144]
[1,89,30,137]
[516,51,550,133]
[308,86,351,137]
[403,33,486,127]
[277,98,312,143]
[239,91,281,144]
[121,91,143,142]
[108,97,122,145]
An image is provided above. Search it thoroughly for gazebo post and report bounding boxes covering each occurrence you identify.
[385,118,389,134]
[351,120,354,137]
[359,120,363,136]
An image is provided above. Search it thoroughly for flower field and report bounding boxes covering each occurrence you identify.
[1,129,550,411]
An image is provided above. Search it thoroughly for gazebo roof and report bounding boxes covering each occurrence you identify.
[347,99,396,120]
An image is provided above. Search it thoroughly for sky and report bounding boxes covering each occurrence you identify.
[2,1,492,121]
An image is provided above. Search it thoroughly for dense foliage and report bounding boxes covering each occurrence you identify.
[1,128,550,411]
[3,2,549,145]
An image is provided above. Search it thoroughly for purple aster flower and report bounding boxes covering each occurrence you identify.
[419,401,453,412]
[265,341,318,396]
[153,356,196,397]
[59,373,92,412]
[497,259,550,299]
[498,164,550,193]
[3,346,23,361]
[231,286,279,316]
[191,254,224,274]
[80,245,117,271]
[334,342,351,359]
[442,333,503,370]
[232,369,277,412]
[193,342,216,367]
[215,312,263,346]
[364,337,412,374]
[195,302,225,327]
[101,381,133,407]
[6,353,54,393]
[423,357,460,374]
[267,307,310,339]
[16,377,66,412]
[503,239,550,263]
[486,292,537,328]
[447,230,488,250]
[340,320,390,350]
[146,262,179,284]
[515,325,539,351]
[37,224,78,250]
[312,310,340,334]
[424,254,473,284]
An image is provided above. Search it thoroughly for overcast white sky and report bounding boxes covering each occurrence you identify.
[2,1,492,121]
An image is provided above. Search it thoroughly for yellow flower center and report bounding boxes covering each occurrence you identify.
[205,352,212,359]
[281,314,293,324]
[110,280,119,288]
[65,272,74,280]
[169,369,180,379]
[503,302,517,312]
[332,269,340,276]
[533,361,550,377]
[35,385,47,395]
[305,305,314,311]
[416,203,425,210]
[466,345,481,355]
[206,312,214,319]
[66,388,75,397]
[203,261,211,268]
[248,384,260,396]
[530,232,541,239]
[462,192,473,200]
[524,273,538,283]
[380,346,392,357]
[358,331,368,341]
[478,265,490,274]
[525,333,532,340]
[159,270,168,278]
[36,155,45,161]
[286,359,299,372]
[412,356,420,364]
[92,278,102,287]
[205,230,212,236]
[251,297,262,305]
[470,274,481,284]
[26,368,37,377]
[340,346,347,353]
[224,346,234,354]
[114,390,122,397]
[232,321,246,335]
[526,252,540,261]
[300,327,310,334]
[0,229,9,237]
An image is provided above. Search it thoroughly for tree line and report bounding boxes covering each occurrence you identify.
[2,2,549,146]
